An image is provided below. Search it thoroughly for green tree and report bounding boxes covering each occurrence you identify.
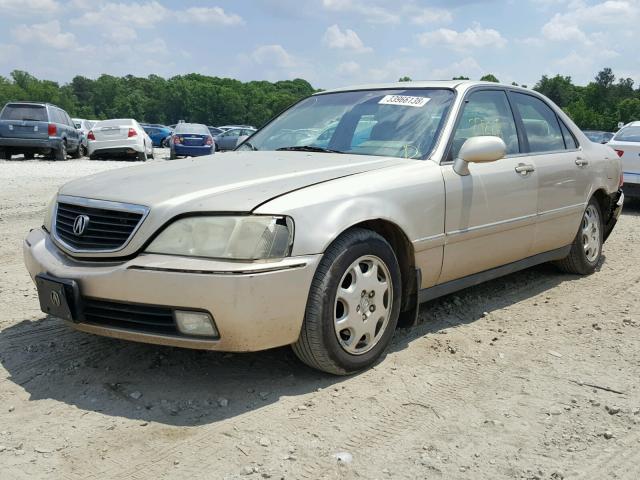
[533,75,575,107]
[398,76,412,82]
[480,74,499,83]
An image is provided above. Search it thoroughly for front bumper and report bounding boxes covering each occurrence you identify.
[24,228,321,352]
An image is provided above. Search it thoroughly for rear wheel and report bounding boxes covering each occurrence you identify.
[137,149,147,162]
[71,144,83,159]
[23,152,34,160]
[0,149,9,160]
[555,197,603,275]
[54,141,67,161]
[292,228,402,375]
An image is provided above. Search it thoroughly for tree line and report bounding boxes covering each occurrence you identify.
[0,71,315,127]
[0,68,638,132]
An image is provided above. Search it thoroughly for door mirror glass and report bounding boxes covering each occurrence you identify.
[454,136,506,176]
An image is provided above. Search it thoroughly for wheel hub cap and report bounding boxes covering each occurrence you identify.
[581,204,600,263]
[334,255,392,355]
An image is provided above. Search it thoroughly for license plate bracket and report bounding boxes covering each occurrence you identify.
[35,274,82,322]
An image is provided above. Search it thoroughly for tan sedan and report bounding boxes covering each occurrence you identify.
[24,81,623,374]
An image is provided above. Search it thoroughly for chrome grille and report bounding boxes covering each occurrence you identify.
[53,196,148,253]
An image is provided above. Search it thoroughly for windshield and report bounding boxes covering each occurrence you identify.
[1,104,47,122]
[239,88,455,159]
[614,126,640,142]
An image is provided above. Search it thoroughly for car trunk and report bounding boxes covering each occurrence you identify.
[180,134,208,146]
[93,124,132,141]
[0,104,49,140]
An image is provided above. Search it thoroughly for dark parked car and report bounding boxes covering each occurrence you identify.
[0,102,82,160]
[214,127,257,151]
[141,124,172,147]
[583,130,614,144]
[170,122,214,159]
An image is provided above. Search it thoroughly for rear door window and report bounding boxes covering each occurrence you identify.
[1,104,48,121]
[511,93,565,153]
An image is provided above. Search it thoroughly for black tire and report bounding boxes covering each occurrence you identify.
[54,141,67,161]
[0,149,9,160]
[71,143,83,159]
[137,149,147,162]
[23,152,34,160]
[555,197,603,275]
[169,150,176,160]
[149,148,154,160]
[292,228,402,375]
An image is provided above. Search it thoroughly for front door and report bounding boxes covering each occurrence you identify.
[438,89,538,284]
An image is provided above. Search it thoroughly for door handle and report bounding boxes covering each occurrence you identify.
[575,156,589,166]
[515,164,535,175]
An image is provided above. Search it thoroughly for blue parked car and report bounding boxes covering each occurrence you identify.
[0,101,82,160]
[169,123,214,159]
[141,124,172,147]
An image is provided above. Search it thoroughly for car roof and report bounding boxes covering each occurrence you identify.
[317,80,531,95]
[5,101,61,108]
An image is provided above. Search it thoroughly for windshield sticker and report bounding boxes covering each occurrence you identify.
[379,95,430,107]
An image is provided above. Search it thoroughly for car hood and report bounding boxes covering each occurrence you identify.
[59,151,404,213]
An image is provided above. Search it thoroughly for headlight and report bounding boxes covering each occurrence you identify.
[145,215,294,260]
[43,194,57,232]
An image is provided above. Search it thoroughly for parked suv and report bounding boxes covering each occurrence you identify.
[0,102,82,160]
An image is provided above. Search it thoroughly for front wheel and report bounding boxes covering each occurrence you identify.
[292,228,402,375]
[555,197,603,275]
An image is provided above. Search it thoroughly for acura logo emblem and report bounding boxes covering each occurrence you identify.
[73,215,90,236]
[50,291,61,307]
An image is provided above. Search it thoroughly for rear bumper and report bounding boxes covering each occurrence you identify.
[88,138,143,156]
[23,228,321,352]
[0,136,60,150]
[173,145,214,157]
[604,189,624,242]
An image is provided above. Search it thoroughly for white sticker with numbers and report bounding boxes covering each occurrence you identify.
[378,95,430,107]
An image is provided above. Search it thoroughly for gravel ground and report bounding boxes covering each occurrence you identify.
[0,153,639,479]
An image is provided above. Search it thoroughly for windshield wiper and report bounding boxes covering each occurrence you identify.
[276,145,344,154]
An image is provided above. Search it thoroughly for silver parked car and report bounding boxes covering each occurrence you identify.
[23,81,623,375]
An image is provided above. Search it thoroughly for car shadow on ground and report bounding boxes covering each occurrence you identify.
[0,259,576,427]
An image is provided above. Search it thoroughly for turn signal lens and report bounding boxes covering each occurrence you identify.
[47,123,56,136]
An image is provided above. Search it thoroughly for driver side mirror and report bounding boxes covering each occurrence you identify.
[453,136,507,176]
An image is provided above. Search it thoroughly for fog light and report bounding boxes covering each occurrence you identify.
[174,311,218,337]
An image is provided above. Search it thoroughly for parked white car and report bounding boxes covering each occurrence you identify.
[607,121,640,197]
[72,118,95,157]
[87,119,153,161]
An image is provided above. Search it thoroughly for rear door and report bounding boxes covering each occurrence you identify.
[438,89,538,283]
[0,103,49,140]
[509,91,589,254]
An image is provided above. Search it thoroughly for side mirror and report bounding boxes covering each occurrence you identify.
[453,136,507,176]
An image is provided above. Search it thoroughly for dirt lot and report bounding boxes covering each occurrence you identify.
[0,153,639,480]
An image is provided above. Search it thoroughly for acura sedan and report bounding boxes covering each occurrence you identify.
[24,81,623,374]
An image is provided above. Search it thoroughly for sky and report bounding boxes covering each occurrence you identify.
[0,0,638,89]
